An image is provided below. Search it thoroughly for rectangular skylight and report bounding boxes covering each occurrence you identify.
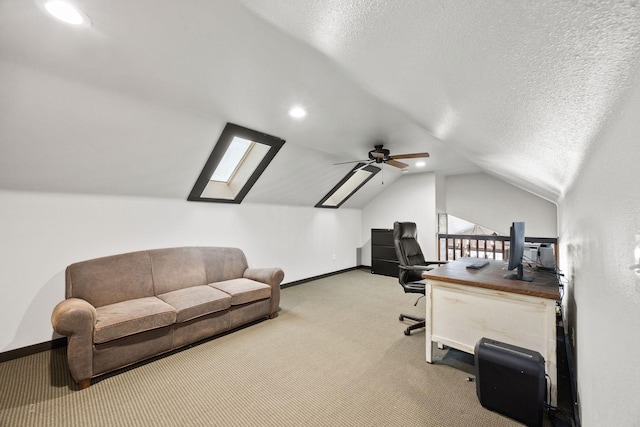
[188,123,285,204]
[210,136,253,182]
[316,163,380,208]
[322,169,373,207]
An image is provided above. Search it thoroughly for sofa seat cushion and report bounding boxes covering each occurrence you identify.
[157,285,232,323]
[94,297,176,344]
[210,278,271,305]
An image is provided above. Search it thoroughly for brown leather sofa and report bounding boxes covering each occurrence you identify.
[51,246,284,389]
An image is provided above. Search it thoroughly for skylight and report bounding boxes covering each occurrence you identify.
[316,164,381,208]
[210,137,253,182]
[188,123,285,203]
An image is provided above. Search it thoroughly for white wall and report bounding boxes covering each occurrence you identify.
[558,74,640,425]
[361,173,438,264]
[446,173,558,237]
[0,190,361,352]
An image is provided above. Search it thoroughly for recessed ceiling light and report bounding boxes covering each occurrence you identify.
[288,106,307,119]
[36,0,92,28]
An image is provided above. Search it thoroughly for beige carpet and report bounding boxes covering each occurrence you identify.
[0,269,538,426]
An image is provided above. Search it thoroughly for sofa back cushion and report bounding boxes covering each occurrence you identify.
[200,247,248,284]
[149,247,207,295]
[66,250,154,307]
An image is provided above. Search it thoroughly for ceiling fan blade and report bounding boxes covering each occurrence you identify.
[391,152,430,160]
[333,159,368,165]
[386,159,409,169]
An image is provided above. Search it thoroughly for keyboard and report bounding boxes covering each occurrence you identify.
[466,260,490,270]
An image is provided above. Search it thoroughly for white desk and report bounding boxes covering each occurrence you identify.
[423,258,561,405]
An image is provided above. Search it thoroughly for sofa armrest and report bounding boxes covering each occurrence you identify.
[51,298,97,386]
[243,267,284,318]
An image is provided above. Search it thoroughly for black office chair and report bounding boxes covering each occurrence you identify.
[393,221,447,336]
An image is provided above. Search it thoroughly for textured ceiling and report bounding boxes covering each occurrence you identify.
[1,1,639,207]
[239,0,640,201]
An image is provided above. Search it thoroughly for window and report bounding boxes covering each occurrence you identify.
[188,123,285,203]
[315,163,381,208]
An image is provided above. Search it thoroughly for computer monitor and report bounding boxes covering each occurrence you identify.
[504,222,533,282]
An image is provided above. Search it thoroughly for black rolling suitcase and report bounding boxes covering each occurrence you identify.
[474,338,546,427]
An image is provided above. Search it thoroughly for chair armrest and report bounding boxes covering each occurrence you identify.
[403,282,425,292]
[243,267,285,318]
[243,267,285,287]
[399,262,445,272]
[51,298,97,384]
[399,265,428,272]
[51,297,97,336]
[399,261,449,271]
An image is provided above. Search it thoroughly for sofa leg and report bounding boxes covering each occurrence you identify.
[269,312,278,319]
[78,379,91,389]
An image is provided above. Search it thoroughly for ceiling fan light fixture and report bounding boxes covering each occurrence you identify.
[335,144,429,170]
[416,161,426,167]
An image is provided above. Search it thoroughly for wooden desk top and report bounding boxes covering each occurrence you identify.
[422,257,561,300]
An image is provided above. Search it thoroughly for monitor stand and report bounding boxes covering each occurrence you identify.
[504,264,534,282]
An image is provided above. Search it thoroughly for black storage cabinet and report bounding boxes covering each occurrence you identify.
[475,337,546,427]
[371,229,399,277]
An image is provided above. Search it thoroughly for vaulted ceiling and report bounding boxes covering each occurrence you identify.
[1,1,639,207]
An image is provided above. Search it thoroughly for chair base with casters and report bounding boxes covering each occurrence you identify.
[399,291,425,335]
[399,314,425,335]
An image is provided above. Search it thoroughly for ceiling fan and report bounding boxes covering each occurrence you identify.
[335,144,430,169]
